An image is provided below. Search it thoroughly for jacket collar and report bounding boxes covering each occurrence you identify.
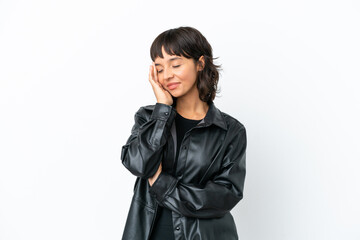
[172,100,227,131]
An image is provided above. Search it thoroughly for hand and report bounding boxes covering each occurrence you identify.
[148,162,162,187]
[149,62,173,106]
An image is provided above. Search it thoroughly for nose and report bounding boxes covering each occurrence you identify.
[163,67,173,80]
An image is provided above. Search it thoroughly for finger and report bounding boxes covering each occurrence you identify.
[151,64,163,88]
[149,65,154,82]
[152,62,158,83]
[149,65,157,87]
[153,63,165,89]
[149,64,165,93]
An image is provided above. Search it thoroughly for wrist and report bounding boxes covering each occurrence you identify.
[157,101,172,106]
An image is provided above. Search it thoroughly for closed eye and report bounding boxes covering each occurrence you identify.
[157,65,181,73]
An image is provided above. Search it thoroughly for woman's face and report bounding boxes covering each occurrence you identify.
[154,46,203,98]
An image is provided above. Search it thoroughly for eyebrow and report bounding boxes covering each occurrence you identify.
[155,57,182,66]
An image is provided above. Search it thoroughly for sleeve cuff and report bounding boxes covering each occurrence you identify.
[150,103,176,122]
[149,171,178,203]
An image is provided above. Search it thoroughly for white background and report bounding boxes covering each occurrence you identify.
[1,0,359,239]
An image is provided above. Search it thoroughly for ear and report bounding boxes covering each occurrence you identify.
[197,55,205,71]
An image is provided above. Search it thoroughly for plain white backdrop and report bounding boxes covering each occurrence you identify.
[1,0,359,239]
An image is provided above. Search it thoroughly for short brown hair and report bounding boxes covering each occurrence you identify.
[150,26,222,103]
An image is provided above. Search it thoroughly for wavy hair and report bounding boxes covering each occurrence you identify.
[150,26,222,103]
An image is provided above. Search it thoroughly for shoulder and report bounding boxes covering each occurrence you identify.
[217,109,247,147]
[219,108,246,132]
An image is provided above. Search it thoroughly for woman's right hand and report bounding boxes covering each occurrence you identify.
[149,62,173,106]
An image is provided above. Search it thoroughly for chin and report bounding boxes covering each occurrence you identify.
[169,91,184,98]
[168,89,179,97]
[170,93,180,98]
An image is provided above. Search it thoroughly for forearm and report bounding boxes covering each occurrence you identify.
[121,103,176,178]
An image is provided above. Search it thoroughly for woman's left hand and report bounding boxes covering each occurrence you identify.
[148,162,162,187]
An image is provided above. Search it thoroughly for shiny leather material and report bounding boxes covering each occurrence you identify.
[121,101,247,240]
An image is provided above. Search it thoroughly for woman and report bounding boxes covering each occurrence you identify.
[121,26,247,240]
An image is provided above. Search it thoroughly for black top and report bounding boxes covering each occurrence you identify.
[149,112,202,240]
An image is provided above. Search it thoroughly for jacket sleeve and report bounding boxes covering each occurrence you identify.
[148,121,247,219]
[121,103,176,179]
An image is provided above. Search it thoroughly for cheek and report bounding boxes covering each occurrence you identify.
[179,68,196,83]
[159,77,164,85]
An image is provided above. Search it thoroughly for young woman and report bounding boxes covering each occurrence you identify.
[121,26,247,240]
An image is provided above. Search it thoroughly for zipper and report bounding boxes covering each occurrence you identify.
[147,202,159,240]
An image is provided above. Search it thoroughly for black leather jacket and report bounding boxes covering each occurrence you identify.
[121,101,247,240]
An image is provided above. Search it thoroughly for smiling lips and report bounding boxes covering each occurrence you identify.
[167,82,180,90]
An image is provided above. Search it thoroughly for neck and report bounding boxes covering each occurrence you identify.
[175,95,209,120]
